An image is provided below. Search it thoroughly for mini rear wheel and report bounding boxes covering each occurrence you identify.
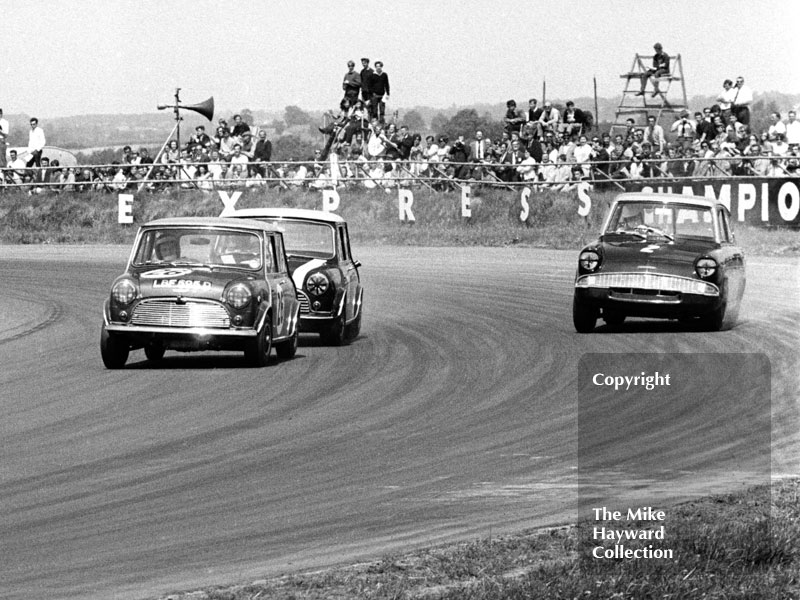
[320,312,347,346]
[275,325,298,360]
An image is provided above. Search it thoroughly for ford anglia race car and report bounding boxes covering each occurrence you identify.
[573,193,746,332]
[231,208,363,345]
[101,217,301,368]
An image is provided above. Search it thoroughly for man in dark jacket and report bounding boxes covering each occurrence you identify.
[252,130,273,178]
[369,61,390,123]
[359,58,374,104]
[342,60,361,104]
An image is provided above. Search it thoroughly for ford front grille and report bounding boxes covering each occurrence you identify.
[576,272,719,296]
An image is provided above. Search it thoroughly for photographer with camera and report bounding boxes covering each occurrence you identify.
[671,110,696,140]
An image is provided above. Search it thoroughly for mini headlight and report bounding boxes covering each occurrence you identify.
[695,257,717,278]
[111,279,138,304]
[225,283,252,309]
[306,272,330,296]
[579,250,601,272]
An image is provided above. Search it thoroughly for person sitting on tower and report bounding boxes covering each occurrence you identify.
[637,42,670,98]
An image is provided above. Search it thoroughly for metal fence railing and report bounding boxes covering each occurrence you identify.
[1,154,798,193]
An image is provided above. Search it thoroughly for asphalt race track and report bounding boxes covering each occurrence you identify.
[1,245,798,600]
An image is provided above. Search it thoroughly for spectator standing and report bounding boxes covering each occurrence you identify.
[716,79,736,119]
[0,108,8,169]
[359,58,374,104]
[593,138,611,188]
[671,111,696,139]
[731,76,753,125]
[369,61,390,123]
[253,130,273,177]
[499,139,527,183]
[342,60,361,104]
[785,111,800,146]
[239,131,256,160]
[396,125,414,161]
[695,109,716,147]
[573,135,594,176]
[637,43,670,97]
[767,112,787,140]
[469,130,489,179]
[449,135,470,179]
[31,156,53,193]
[27,117,46,168]
[643,115,666,152]
[408,134,424,177]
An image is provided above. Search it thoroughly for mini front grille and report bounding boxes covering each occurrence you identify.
[130,299,231,328]
[296,290,310,314]
[577,272,719,296]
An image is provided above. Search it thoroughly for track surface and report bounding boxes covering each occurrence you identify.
[1,246,797,600]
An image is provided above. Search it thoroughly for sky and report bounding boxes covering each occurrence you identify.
[3,0,800,119]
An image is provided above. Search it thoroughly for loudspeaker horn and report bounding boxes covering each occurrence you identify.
[184,96,214,121]
[157,96,214,121]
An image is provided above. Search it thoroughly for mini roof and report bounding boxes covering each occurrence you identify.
[231,207,346,223]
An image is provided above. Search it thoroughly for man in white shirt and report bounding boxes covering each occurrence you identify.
[573,135,594,176]
[767,112,787,140]
[643,115,666,152]
[731,76,753,126]
[716,80,737,119]
[0,108,9,169]
[27,117,46,167]
[7,149,27,184]
[784,111,800,146]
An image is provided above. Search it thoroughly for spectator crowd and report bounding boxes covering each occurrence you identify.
[2,61,799,194]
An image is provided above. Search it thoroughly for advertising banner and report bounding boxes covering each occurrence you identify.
[625,178,800,227]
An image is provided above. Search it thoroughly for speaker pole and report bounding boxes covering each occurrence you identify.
[138,120,180,192]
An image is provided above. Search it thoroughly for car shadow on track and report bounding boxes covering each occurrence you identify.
[123,352,309,369]
[592,318,743,334]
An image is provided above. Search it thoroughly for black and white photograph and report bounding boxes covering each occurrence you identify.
[1,1,798,598]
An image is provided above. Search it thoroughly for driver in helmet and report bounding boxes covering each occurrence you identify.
[155,235,181,262]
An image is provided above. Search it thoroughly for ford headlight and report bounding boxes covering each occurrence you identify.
[579,250,601,272]
[306,272,330,296]
[111,279,138,304]
[225,283,252,309]
[695,257,717,278]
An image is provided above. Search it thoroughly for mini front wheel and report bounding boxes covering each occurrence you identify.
[244,316,272,367]
[101,327,129,369]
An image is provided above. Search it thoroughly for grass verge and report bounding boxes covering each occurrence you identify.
[160,480,798,600]
[0,187,797,255]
